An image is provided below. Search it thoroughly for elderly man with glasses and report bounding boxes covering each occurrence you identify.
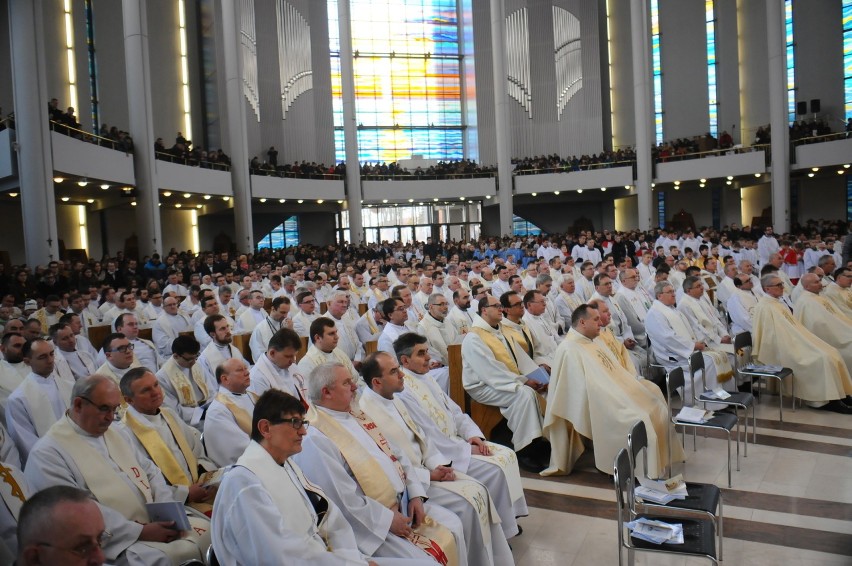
[25,375,212,565]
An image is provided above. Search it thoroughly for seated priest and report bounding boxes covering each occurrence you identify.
[795,273,852,373]
[203,358,257,467]
[359,351,514,566]
[118,368,217,514]
[461,296,550,473]
[543,304,683,477]
[24,375,211,566]
[294,363,466,565]
[754,274,852,414]
[393,332,527,539]
[211,389,392,566]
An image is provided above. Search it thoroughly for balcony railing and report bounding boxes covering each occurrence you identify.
[157,151,231,172]
[49,120,132,153]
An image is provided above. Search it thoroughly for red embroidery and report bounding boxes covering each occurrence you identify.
[131,467,141,478]
[363,422,376,430]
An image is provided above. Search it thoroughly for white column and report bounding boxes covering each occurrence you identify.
[122,0,162,256]
[630,0,654,231]
[337,0,363,245]
[219,0,254,252]
[9,0,60,264]
[490,0,513,237]
[766,0,790,233]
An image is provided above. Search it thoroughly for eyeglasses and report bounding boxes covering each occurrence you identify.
[506,302,524,308]
[179,353,199,362]
[107,343,134,353]
[300,299,316,305]
[270,417,310,430]
[482,304,501,310]
[394,306,407,312]
[431,302,448,308]
[37,530,113,559]
[79,396,121,419]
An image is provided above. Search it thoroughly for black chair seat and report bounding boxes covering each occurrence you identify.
[630,514,717,557]
[676,411,738,430]
[698,391,754,407]
[667,483,722,514]
[742,367,793,379]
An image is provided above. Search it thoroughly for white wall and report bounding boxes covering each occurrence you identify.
[161,209,196,253]
[614,194,638,231]
[740,183,771,226]
[55,203,84,250]
[794,0,844,124]
[662,186,714,229]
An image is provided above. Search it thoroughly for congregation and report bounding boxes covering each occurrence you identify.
[0,220,851,565]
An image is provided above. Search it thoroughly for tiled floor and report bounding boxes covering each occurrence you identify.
[508,396,852,565]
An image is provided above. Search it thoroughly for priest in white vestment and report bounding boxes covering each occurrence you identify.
[417,294,462,366]
[360,352,514,566]
[197,315,247,395]
[447,289,475,335]
[292,292,321,338]
[590,275,647,371]
[297,318,362,388]
[392,332,527,538]
[95,333,142,391]
[794,274,852,375]
[212,389,401,566]
[203,358,258,467]
[117,368,216,511]
[356,305,387,346]
[233,290,267,334]
[151,297,192,358]
[614,268,653,347]
[25,375,211,566]
[0,457,26,562]
[544,304,683,478]
[823,268,852,319]
[295,363,466,565]
[6,339,74,464]
[156,335,211,429]
[0,334,31,424]
[553,276,582,334]
[727,275,760,336]
[248,297,292,363]
[521,291,560,367]
[248,327,311,408]
[51,322,97,381]
[116,314,162,372]
[645,282,734,404]
[326,291,366,363]
[461,297,549,472]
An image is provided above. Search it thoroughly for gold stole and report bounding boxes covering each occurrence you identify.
[215,392,258,434]
[48,417,152,523]
[402,371,455,437]
[311,408,457,566]
[0,463,26,520]
[359,393,430,469]
[597,328,633,373]
[34,309,48,335]
[502,323,533,358]
[470,327,520,373]
[123,410,198,486]
[19,375,73,436]
[162,359,209,406]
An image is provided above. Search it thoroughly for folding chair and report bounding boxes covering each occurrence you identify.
[667,367,739,487]
[733,331,795,421]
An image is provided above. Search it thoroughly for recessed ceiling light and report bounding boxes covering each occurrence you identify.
[100,184,109,190]
[699,183,705,188]
[408,198,414,202]
[754,173,761,177]
[577,189,583,194]
[175,203,182,208]
[838,170,845,174]
[531,193,537,196]
[651,183,656,187]
[61,197,70,202]
[77,181,88,187]
[196,204,202,209]
[131,201,137,206]
[726,180,732,185]
[259,198,267,203]
[317,199,324,204]
[811,167,819,172]
[279,199,286,203]
[382,199,388,203]
[53,177,64,183]
[600,187,607,192]
[624,185,630,189]
[844,164,850,169]
[673,181,680,185]
[297,199,304,204]
[8,192,18,197]
[459,196,465,200]
[726,176,733,180]
[183,193,191,198]
[485,196,491,199]
[553,191,560,195]
[807,173,814,177]
[203,195,211,200]
[699,178,706,183]
[337,200,344,204]
[163,191,172,197]
[223,196,230,201]
[86,198,94,203]
[433,198,439,201]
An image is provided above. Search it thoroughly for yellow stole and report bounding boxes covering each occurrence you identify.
[470,327,520,373]
[501,322,534,358]
[162,358,209,406]
[123,409,199,486]
[597,328,634,374]
[310,407,457,566]
[215,392,258,435]
[47,417,152,523]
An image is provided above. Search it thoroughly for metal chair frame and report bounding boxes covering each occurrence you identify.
[690,350,756,453]
[732,331,795,421]
[613,448,719,565]
[628,420,724,561]
[666,367,739,487]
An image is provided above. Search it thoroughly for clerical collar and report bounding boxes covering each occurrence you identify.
[214,342,231,352]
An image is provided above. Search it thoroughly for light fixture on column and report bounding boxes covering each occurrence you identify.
[9,193,18,198]
[459,196,465,201]
[191,209,199,252]
[131,201,137,206]
[807,173,814,177]
[223,196,230,202]
[86,198,94,203]
[78,205,87,252]
[175,203,182,208]
[337,200,344,204]
[382,199,388,203]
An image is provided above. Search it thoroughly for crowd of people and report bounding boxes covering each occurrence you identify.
[511,148,637,174]
[0,219,850,563]
[48,97,134,153]
[155,133,232,171]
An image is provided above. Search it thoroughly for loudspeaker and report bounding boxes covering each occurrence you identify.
[796,101,807,116]
[810,99,821,114]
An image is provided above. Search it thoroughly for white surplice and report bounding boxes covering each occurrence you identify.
[203,388,256,467]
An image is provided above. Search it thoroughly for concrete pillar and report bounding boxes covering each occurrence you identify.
[766,0,790,232]
[630,0,654,230]
[122,0,163,257]
[219,0,254,252]
[9,0,60,264]
[490,0,514,237]
[337,0,363,245]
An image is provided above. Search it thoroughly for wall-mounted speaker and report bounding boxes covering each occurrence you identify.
[796,101,807,116]
[810,99,820,114]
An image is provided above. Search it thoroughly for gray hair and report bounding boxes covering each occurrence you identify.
[17,486,95,550]
[70,374,115,405]
[306,362,346,403]
[535,274,553,286]
[328,290,350,303]
[654,281,674,298]
[119,367,156,398]
[619,269,636,282]
[760,273,782,289]
[427,293,446,306]
[682,275,701,292]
